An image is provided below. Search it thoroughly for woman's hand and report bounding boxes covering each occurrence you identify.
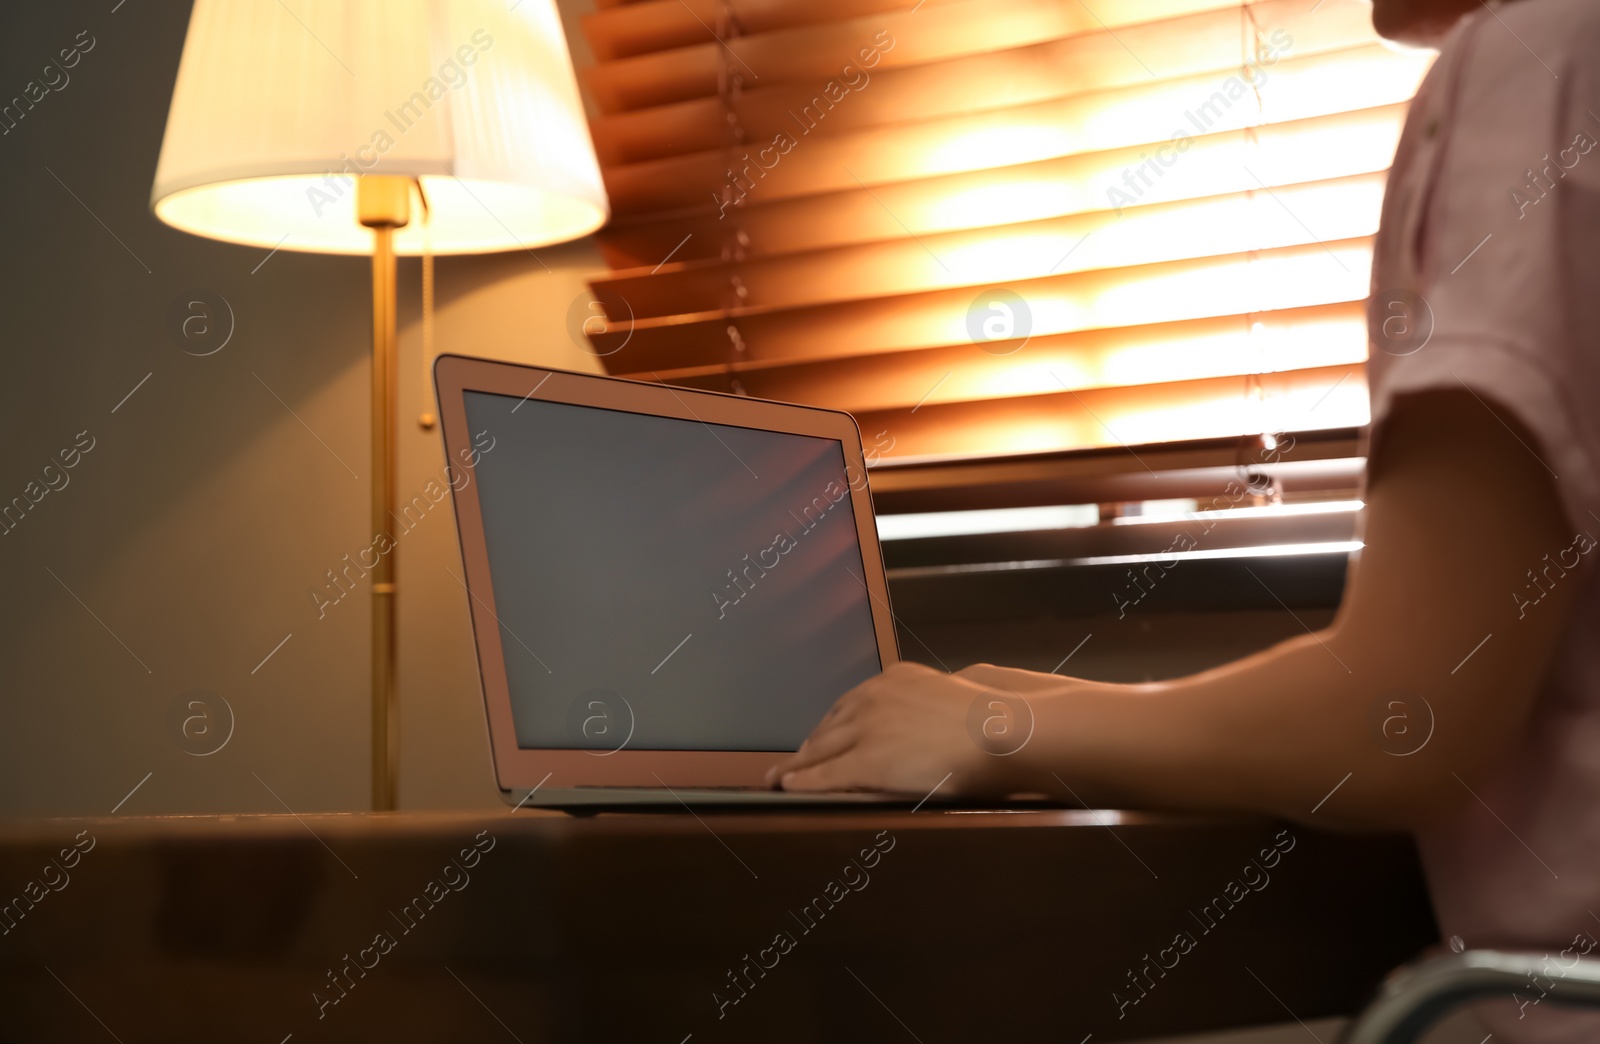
[765,661,1067,796]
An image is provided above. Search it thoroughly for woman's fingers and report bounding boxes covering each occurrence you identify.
[766,660,981,793]
[779,754,875,793]
[765,721,858,786]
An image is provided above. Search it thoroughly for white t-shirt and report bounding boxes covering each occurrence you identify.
[1366,1,1600,1040]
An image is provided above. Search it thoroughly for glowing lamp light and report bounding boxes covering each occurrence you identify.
[151,0,608,255]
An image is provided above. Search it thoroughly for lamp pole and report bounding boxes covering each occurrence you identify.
[359,175,410,812]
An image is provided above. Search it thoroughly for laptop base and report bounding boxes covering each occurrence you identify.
[508,787,1065,814]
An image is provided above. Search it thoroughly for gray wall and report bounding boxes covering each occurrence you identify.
[0,1,606,817]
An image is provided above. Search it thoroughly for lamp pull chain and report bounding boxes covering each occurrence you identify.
[417,247,435,428]
[417,180,437,429]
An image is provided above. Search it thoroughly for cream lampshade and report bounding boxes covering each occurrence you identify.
[152,0,607,254]
[151,0,609,811]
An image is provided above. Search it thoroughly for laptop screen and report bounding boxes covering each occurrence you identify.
[462,390,883,752]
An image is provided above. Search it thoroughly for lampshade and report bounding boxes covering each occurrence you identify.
[151,0,609,255]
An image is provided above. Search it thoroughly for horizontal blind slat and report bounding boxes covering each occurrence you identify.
[600,45,1427,214]
[642,301,1367,414]
[849,362,1367,461]
[592,173,1387,318]
[594,104,1408,267]
[583,0,1240,62]
[585,237,1374,371]
[590,0,1383,162]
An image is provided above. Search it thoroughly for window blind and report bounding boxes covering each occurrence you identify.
[574,0,1430,465]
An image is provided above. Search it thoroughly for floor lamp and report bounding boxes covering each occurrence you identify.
[149,0,609,810]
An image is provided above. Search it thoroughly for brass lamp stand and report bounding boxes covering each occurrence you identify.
[359,175,410,812]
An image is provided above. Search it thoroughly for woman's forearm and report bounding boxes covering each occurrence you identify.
[1007,631,1423,826]
[773,395,1582,815]
[970,392,1584,829]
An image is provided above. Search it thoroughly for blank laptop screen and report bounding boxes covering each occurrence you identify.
[462,390,883,752]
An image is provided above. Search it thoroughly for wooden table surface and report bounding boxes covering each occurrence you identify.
[0,808,1437,1043]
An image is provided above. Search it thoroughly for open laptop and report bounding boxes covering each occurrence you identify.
[434,354,929,811]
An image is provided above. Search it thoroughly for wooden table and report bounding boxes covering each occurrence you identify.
[0,809,1436,1042]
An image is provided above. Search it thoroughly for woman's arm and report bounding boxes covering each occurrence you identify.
[769,389,1587,831]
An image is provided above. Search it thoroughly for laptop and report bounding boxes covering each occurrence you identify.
[434,354,927,811]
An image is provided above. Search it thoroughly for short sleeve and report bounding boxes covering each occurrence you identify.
[1368,337,1593,514]
[1366,0,1600,533]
